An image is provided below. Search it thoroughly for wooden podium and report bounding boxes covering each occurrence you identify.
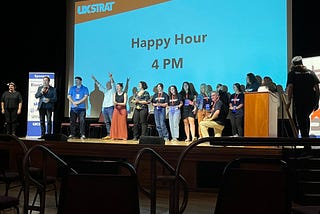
[244,92,279,137]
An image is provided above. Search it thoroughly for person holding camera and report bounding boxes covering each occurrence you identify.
[35,76,57,138]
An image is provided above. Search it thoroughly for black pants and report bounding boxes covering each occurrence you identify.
[294,103,314,138]
[70,108,86,136]
[39,108,53,136]
[230,114,244,136]
[132,108,148,139]
[4,108,18,135]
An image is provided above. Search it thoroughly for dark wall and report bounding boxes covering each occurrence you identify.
[1,1,319,136]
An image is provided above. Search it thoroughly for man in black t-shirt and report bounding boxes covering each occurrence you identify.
[1,82,23,136]
[286,56,320,137]
[199,91,228,137]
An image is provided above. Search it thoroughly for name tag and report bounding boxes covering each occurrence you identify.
[184,99,190,106]
[205,103,210,110]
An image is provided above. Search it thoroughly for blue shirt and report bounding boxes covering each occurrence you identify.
[68,85,89,109]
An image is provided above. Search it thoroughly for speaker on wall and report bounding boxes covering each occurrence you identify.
[139,136,165,145]
[43,134,68,142]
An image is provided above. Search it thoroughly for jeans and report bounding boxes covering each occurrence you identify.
[154,107,169,139]
[70,108,86,136]
[168,106,181,139]
[39,108,53,136]
[103,106,114,136]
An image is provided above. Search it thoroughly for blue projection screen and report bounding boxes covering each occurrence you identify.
[71,0,290,117]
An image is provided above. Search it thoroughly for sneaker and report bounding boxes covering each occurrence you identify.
[171,138,178,142]
[68,134,75,139]
[132,137,138,141]
[80,135,86,140]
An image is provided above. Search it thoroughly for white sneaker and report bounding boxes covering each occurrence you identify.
[80,135,86,139]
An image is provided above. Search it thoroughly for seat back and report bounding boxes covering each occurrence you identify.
[214,158,291,214]
[0,195,20,213]
[23,144,76,214]
[0,134,28,197]
[58,160,140,214]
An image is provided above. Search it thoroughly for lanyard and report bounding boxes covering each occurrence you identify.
[233,93,239,105]
[158,92,162,102]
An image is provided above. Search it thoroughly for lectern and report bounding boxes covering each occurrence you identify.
[244,92,279,137]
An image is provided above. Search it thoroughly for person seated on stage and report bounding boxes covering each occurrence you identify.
[199,90,229,137]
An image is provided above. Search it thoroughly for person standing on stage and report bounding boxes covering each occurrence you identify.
[168,85,183,142]
[110,82,128,140]
[245,72,260,92]
[229,83,244,137]
[131,81,150,140]
[92,73,116,140]
[179,81,197,141]
[35,76,57,138]
[196,83,211,138]
[1,82,22,136]
[67,76,89,139]
[286,56,320,138]
[151,83,169,141]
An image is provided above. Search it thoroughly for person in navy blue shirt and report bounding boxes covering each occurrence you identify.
[67,76,89,139]
[151,83,169,141]
[229,83,244,137]
[35,76,57,138]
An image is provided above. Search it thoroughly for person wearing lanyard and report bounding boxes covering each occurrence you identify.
[196,83,211,138]
[168,85,183,141]
[151,83,169,141]
[131,81,150,140]
[179,81,197,142]
[67,76,89,139]
[229,83,244,137]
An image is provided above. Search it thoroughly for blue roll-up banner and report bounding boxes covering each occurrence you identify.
[27,72,55,137]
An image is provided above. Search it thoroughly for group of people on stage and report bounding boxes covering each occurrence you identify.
[1,56,319,140]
